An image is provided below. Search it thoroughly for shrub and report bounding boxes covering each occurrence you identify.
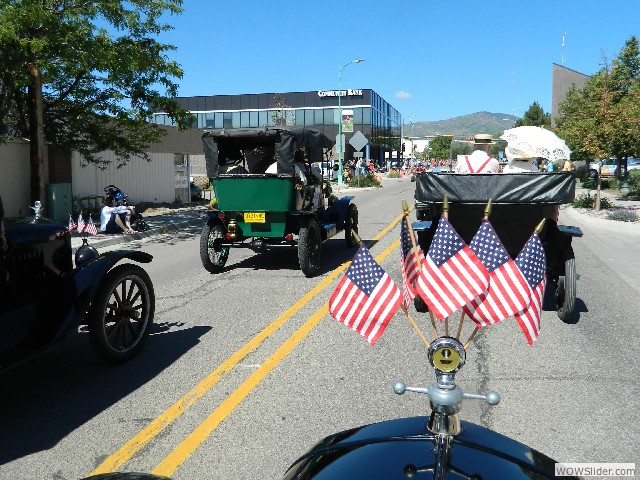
[571,192,613,209]
[348,173,380,188]
[387,170,401,178]
[606,208,638,222]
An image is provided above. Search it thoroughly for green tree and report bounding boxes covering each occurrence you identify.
[427,135,453,160]
[514,101,551,128]
[0,0,190,204]
[556,36,640,178]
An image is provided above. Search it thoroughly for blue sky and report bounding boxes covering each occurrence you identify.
[157,0,639,122]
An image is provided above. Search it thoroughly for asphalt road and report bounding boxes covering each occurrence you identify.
[0,176,638,479]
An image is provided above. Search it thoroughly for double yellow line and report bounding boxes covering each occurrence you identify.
[90,212,406,477]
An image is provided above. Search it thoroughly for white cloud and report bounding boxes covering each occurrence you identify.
[395,90,412,100]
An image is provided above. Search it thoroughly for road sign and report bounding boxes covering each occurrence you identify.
[353,152,363,158]
[349,130,368,152]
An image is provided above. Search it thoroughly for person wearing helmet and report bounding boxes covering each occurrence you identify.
[100,196,135,234]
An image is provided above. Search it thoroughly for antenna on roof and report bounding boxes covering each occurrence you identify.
[562,32,566,65]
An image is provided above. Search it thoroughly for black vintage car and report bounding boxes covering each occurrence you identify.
[0,194,155,372]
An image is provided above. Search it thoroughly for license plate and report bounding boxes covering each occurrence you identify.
[244,212,265,223]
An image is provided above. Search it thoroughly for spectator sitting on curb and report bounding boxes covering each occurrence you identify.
[100,196,135,234]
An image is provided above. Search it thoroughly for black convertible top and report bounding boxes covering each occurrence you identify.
[202,127,334,178]
[414,172,576,205]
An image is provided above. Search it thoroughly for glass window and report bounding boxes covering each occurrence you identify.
[353,108,362,125]
[323,109,334,125]
[223,112,232,128]
[250,111,259,127]
[362,108,371,125]
[314,109,323,125]
[333,109,340,125]
[285,110,295,125]
[259,110,268,127]
[304,109,314,125]
[295,109,305,125]
[267,110,277,126]
[197,113,205,128]
[205,113,215,128]
[215,113,223,128]
[240,111,250,128]
[232,112,240,128]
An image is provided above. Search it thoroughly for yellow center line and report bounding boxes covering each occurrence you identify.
[152,238,401,477]
[89,209,408,476]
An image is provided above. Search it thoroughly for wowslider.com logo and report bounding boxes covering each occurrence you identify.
[555,463,635,477]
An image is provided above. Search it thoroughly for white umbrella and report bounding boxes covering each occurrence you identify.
[500,126,571,163]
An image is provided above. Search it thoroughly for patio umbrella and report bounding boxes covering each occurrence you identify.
[500,126,571,163]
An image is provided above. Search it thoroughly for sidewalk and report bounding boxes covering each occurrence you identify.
[70,206,207,251]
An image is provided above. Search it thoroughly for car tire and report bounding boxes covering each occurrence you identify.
[298,218,321,277]
[200,223,229,273]
[345,203,358,248]
[87,264,155,363]
[556,256,577,323]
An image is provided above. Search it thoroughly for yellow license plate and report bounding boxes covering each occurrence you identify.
[244,212,265,223]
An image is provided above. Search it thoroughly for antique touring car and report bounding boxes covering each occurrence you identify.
[200,127,358,277]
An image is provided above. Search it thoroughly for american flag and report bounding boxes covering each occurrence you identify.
[85,216,99,235]
[68,215,77,232]
[415,215,489,320]
[513,233,547,345]
[463,220,531,327]
[329,244,402,346]
[77,214,86,233]
[400,216,425,308]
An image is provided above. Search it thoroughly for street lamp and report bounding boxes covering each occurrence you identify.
[337,58,364,185]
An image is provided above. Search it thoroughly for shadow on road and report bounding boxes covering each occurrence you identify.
[0,322,211,465]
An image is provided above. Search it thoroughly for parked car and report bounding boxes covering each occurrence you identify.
[190,182,203,200]
[0,194,156,372]
[589,158,639,178]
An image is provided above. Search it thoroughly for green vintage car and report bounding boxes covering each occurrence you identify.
[200,127,358,277]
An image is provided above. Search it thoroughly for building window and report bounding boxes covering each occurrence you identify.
[232,112,240,128]
[304,109,314,126]
[239,111,249,128]
[353,108,362,125]
[215,113,223,128]
[323,108,334,125]
[259,110,268,126]
[205,113,215,128]
[362,107,371,125]
[295,109,305,125]
[314,109,324,126]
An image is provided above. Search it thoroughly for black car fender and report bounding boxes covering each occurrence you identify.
[46,251,153,346]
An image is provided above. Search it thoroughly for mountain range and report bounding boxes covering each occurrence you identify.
[404,112,518,139]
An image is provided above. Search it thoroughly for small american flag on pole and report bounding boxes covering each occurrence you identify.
[77,214,86,233]
[514,232,547,345]
[463,220,531,327]
[85,216,98,236]
[400,216,424,309]
[415,215,489,320]
[329,244,402,346]
[68,215,77,232]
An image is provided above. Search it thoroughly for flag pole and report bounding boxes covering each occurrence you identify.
[463,326,479,349]
[442,195,450,336]
[457,198,492,340]
[402,199,439,340]
[401,305,430,349]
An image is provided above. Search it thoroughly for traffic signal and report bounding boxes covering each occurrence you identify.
[402,144,406,152]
